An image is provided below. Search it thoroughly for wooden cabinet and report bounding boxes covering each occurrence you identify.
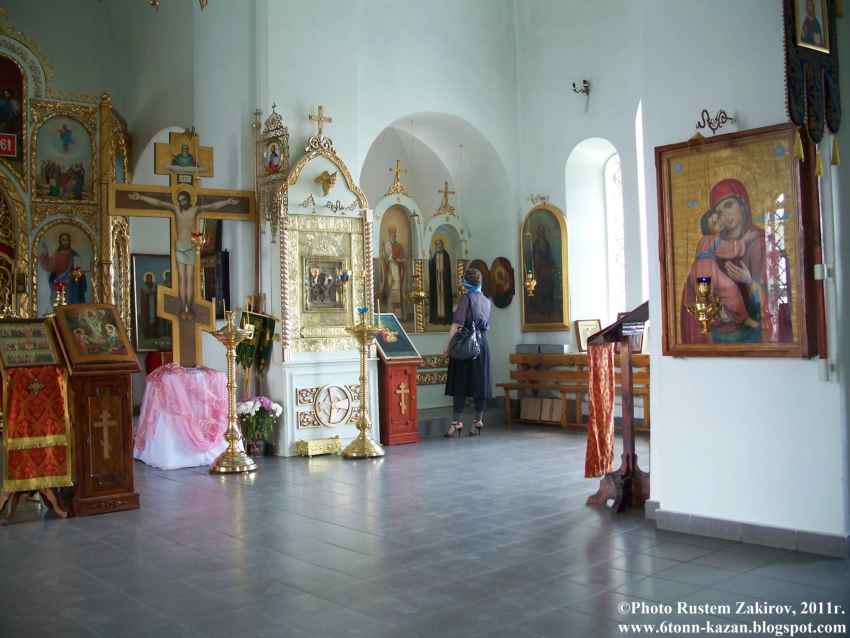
[68,372,139,516]
[378,358,420,446]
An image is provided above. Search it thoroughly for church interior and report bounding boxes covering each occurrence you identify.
[1,1,849,636]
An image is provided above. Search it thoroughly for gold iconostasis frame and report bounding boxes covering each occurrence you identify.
[0,11,132,326]
[276,131,373,360]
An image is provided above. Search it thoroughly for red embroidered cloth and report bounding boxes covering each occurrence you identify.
[3,365,73,491]
[584,342,615,478]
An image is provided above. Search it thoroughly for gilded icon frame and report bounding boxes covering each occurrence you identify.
[656,123,814,358]
[0,317,60,368]
[52,303,136,367]
[519,202,570,332]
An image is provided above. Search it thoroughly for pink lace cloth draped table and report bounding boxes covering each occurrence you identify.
[134,363,229,470]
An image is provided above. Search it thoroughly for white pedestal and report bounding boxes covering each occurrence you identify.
[268,351,380,457]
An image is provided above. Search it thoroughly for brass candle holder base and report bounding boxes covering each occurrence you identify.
[210,446,257,474]
[342,317,385,460]
[342,413,385,459]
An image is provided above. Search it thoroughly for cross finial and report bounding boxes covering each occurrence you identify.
[272,102,277,112]
[437,181,456,215]
[385,159,409,196]
[390,159,407,182]
[308,104,333,138]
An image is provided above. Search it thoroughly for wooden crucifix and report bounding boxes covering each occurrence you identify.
[109,130,255,367]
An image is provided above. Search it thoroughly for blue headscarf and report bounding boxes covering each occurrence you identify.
[462,278,482,293]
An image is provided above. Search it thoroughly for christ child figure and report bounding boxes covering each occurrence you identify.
[690,209,760,329]
[128,190,238,318]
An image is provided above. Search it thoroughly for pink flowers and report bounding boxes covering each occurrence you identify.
[236,395,282,418]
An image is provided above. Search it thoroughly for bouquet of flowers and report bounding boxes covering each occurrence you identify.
[236,396,282,449]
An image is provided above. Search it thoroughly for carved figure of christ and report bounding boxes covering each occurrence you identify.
[127,190,237,318]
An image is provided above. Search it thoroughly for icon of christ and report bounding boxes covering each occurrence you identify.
[127,190,237,318]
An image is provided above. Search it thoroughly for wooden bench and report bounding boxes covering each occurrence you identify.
[496,352,650,431]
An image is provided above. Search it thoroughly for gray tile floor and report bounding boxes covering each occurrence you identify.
[2,411,848,637]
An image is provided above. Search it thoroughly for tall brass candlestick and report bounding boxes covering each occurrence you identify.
[342,313,385,459]
[209,309,256,474]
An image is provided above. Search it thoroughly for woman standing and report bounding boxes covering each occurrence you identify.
[444,267,492,437]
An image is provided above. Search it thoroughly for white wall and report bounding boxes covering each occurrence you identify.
[103,0,195,170]
[514,0,847,538]
[3,1,123,100]
[515,0,646,351]
[638,1,846,537]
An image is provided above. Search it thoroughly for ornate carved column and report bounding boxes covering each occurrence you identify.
[97,93,114,304]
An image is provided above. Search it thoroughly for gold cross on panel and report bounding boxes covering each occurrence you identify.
[93,408,118,460]
[308,104,333,138]
[395,381,410,416]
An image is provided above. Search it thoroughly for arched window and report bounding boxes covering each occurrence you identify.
[565,138,627,324]
[603,153,625,319]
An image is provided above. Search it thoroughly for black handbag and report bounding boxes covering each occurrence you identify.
[448,297,481,360]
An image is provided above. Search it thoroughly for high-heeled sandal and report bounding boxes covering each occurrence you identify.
[469,419,484,436]
[444,421,463,438]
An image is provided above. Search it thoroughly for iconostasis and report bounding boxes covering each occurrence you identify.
[0,12,131,326]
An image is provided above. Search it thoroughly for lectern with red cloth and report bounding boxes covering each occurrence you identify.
[52,304,141,516]
[585,301,649,513]
[0,318,72,520]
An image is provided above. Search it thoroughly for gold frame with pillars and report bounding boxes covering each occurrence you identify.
[519,202,571,332]
[276,108,372,360]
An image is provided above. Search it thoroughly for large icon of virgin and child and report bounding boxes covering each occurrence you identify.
[680,178,793,345]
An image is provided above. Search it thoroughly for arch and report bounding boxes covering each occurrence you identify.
[360,126,453,217]
[359,112,511,240]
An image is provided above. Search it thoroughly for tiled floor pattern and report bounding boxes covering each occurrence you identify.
[2,412,848,637]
